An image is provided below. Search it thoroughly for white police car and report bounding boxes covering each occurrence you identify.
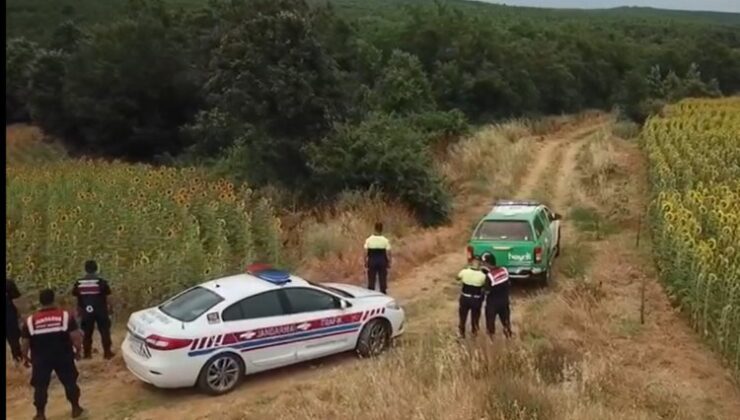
[121,264,405,395]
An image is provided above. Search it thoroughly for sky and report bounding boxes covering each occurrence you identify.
[481,0,740,13]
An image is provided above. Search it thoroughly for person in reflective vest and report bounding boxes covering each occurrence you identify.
[456,259,486,338]
[6,278,23,362]
[481,253,512,338]
[71,260,114,359]
[364,222,392,294]
[21,289,84,420]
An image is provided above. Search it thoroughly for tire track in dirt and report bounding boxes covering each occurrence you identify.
[552,138,588,212]
[514,139,564,200]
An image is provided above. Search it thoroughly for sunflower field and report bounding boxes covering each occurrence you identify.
[6,160,282,311]
[643,97,740,375]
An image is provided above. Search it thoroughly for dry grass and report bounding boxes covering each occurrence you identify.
[441,121,534,198]
[233,281,696,420]
[611,120,641,140]
[5,124,67,165]
[577,131,633,224]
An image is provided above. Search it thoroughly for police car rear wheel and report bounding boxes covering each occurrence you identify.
[198,353,243,395]
[356,320,390,358]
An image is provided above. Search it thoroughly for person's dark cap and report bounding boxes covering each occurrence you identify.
[374,222,383,233]
[84,260,98,274]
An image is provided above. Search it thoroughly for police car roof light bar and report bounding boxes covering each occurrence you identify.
[245,263,273,273]
[245,263,292,285]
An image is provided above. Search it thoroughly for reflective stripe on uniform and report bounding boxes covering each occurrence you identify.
[488,267,510,286]
[458,268,486,287]
[77,279,101,295]
[27,310,69,336]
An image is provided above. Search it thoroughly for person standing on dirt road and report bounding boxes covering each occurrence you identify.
[481,253,513,339]
[456,259,486,338]
[364,222,392,294]
[21,288,85,420]
[6,278,24,362]
[72,260,114,359]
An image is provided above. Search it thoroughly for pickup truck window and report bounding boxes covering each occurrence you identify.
[533,216,545,237]
[475,220,533,241]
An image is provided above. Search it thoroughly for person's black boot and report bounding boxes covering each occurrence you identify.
[71,405,84,418]
[103,351,115,360]
[33,411,46,420]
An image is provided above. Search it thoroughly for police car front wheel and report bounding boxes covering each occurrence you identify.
[356,319,391,358]
[197,353,244,395]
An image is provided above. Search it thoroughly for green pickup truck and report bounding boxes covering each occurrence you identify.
[466,200,562,285]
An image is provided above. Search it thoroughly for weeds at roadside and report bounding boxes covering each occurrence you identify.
[485,376,556,420]
[611,120,641,140]
[614,317,643,338]
[559,242,594,279]
[564,275,606,306]
[569,206,618,239]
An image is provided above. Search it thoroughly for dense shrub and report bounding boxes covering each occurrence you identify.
[307,113,451,226]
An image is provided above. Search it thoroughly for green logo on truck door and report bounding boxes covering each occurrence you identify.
[509,253,532,262]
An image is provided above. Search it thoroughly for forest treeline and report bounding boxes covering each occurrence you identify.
[6,0,740,225]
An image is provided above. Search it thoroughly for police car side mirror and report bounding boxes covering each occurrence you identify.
[339,299,351,310]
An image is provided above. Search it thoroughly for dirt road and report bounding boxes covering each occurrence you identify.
[6,116,739,420]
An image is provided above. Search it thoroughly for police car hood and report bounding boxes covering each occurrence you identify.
[323,283,388,299]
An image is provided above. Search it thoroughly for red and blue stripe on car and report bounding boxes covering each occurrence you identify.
[184,264,387,357]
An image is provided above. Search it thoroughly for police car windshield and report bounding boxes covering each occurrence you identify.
[159,287,224,322]
[308,281,354,298]
[475,220,532,241]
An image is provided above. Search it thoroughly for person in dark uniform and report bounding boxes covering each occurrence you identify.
[6,278,23,362]
[364,222,392,294]
[72,260,114,359]
[456,259,486,338]
[21,288,84,420]
[481,254,513,338]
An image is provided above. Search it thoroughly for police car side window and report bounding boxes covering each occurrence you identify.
[283,288,340,314]
[222,291,285,322]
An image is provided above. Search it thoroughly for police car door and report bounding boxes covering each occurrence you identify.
[281,287,353,362]
[219,290,297,373]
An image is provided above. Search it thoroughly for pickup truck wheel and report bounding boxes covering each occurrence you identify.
[356,319,391,358]
[539,269,552,287]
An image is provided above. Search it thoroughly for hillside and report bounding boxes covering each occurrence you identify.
[6,0,740,42]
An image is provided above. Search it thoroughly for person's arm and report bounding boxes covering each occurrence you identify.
[20,322,31,365]
[7,279,21,300]
[67,314,82,359]
[102,278,113,314]
[363,238,369,268]
[385,238,392,269]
